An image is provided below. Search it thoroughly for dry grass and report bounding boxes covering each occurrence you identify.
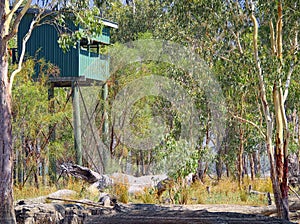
[14,178,86,201]
[110,174,130,204]
[14,185,57,201]
[135,176,273,206]
[185,177,272,206]
[133,187,157,204]
[14,176,273,207]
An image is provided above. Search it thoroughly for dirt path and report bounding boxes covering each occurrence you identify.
[85,203,296,224]
[16,189,299,224]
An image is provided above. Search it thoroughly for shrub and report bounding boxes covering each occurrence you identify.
[110,175,129,204]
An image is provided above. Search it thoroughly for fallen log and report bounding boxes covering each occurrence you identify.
[248,185,272,196]
[59,163,114,191]
[46,197,109,208]
[251,200,300,216]
[248,185,273,205]
[289,185,300,201]
[59,163,102,184]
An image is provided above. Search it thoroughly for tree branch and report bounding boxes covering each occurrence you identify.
[229,30,244,55]
[269,20,276,55]
[46,197,107,207]
[8,0,59,94]
[250,12,272,125]
[276,1,283,61]
[250,8,278,201]
[229,111,266,139]
[7,0,26,18]
[9,18,36,94]
[283,63,293,103]
[283,30,298,102]
[3,0,32,43]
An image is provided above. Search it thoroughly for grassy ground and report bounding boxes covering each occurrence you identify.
[131,177,273,206]
[14,176,273,206]
[14,178,84,201]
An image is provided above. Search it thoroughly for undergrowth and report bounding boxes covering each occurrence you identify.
[14,176,272,206]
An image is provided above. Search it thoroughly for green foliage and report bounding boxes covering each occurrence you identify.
[239,190,248,202]
[13,60,52,141]
[11,0,300,190]
[102,0,300,182]
[107,54,206,176]
[12,59,74,183]
[153,132,199,179]
[56,6,104,52]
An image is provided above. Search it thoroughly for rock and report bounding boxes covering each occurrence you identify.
[16,189,78,206]
[16,201,297,224]
[47,189,77,198]
[98,193,118,207]
[15,201,120,224]
[15,203,65,224]
[96,175,114,191]
[110,173,167,193]
[99,195,111,207]
[15,202,95,224]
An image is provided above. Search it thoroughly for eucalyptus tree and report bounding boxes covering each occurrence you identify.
[148,0,238,180]
[189,0,299,219]
[161,1,299,220]
[12,59,75,187]
[248,1,299,220]
[0,1,106,222]
[103,1,208,178]
[93,0,300,218]
[150,1,299,219]
[105,0,163,43]
[104,0,239,179]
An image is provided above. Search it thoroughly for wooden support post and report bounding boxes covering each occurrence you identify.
[72,82,83,166]
[48,83,56,183]
[102,83,108,139]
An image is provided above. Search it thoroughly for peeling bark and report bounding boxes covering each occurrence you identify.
[0,2,31,223]
[0,44,15,224]
[250,2,289,220]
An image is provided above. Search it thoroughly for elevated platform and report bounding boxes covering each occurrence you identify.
[18,8,117,86]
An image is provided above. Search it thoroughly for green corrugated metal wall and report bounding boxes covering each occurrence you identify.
[18,13,110,81]
[18,13,79,78]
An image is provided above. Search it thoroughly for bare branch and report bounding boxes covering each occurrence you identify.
[229,111,266,139]
[7,0,26,18]
[218,55,232,62]
[9,10,42,94]
[276,1,283,61]
[47,197,107,207]
[283,62,294,102]
[289,186,300,201]
[3,0,32,43]
[269,20,277,55]
[278,81,288,131]
[236,32,244,55]
[229,30,244,55]
[8,0,58,93]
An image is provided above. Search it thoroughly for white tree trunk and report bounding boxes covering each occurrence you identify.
[0,1,32,223]
[0,37,16,224]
